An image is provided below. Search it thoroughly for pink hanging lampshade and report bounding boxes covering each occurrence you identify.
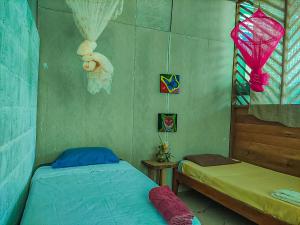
[231,8,285,92]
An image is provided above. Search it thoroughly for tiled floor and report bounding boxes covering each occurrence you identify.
[178,190,256,225]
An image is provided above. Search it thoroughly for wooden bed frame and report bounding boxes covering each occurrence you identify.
[172,168,289,225]
[172,107,300,225]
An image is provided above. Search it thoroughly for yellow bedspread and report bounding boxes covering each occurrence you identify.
[180,160,300,225]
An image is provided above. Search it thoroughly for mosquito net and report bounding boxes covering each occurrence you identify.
[231,9,285,92]
[66,0,124,94]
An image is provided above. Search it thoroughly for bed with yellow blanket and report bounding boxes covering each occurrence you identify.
[173,160,300,225]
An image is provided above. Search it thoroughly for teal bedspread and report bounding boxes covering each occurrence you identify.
[21,161,167,225]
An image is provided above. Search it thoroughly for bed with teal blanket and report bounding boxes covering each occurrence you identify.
[21,161,167,225]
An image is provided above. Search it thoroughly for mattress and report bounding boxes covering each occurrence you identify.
[179,160,300,225]
[21,161,167,225]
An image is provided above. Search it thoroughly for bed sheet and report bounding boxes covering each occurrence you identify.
[21,161,167,225]
[179,160,300,225]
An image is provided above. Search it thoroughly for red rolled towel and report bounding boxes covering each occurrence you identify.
[149,186,194,225]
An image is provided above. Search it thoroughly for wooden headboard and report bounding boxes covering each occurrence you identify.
[231,107,300,177]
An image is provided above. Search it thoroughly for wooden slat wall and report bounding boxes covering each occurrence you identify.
[232,107,300,177]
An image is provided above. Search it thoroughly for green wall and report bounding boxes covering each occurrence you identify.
[36,0,235,170]
[0,1,39,224]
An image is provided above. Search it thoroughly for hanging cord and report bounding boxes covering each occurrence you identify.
[166,33,172,112]
[164,0,174,144]
[165,33,172,144]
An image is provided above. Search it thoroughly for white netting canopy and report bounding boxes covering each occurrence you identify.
[66,0,124,94]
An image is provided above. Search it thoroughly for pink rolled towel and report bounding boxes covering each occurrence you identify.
[149,186,194,225]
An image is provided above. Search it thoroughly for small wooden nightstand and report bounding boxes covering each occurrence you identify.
[141,160,178,186]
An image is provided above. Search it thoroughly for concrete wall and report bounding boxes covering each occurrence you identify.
[36,0,235,171]
[0,1,39,224]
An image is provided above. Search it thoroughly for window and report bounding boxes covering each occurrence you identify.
[233,0,300,106]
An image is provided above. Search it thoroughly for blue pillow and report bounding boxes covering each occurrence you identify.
[52,147,119,168]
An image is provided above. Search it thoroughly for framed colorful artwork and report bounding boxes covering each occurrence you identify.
[160,74,180,94]
[158,113,177,132]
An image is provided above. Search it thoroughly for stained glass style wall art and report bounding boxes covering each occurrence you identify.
[160,74,180,94]
[158,113,177,132]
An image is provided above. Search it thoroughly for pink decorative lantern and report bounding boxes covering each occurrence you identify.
[231,9,285,92]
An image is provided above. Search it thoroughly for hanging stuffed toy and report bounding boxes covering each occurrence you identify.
[66,0,124,94]
[231,8,285,92]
